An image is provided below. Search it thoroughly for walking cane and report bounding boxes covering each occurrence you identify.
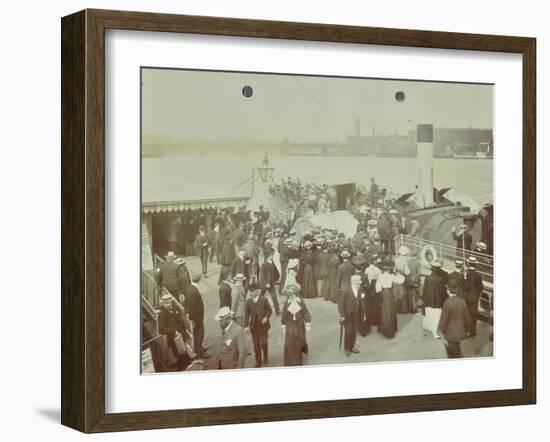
[339,322,344,350]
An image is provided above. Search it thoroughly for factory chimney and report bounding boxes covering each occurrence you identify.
[417,124,434,208]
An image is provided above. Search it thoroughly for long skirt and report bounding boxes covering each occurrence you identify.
[325,274,338,303]
[365,287,382,333]
[301,265,317,298]
[423,307,442,338]
[284,323,308,366]
[321,275,332,301]
[379,288,397,338]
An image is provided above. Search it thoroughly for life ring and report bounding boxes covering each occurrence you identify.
[420,244,438,269]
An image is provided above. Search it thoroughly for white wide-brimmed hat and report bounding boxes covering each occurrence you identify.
[166,251,176,259]
[214,306,234,321]
[476,242,488,251]
[287,258,299,269]
[398,245,410,256]
[233,273,246,281]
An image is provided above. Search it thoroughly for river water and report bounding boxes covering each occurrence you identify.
[142,153,493,208]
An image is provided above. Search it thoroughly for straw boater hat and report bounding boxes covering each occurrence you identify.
[233,272,246,281]
[476,241,488,252]
[467,256,477,266]
[304,240,313,249]
[431,261,442,268]
[191,272,202,282]
[341,250,351,259]
[166,251,176,260]
[398,245,410,256]
[455,259,464,268]
[367,219,378,227]
[214,306,234,321]
[287,258,299,269]
[174,257,186,266]
[284,238,294,245]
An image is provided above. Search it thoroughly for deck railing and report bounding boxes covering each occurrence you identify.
[393,234,493,284]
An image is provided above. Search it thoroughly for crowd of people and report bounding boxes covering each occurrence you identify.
[268,177,396,219]
[152,178,488,371]
[154,213,486,371]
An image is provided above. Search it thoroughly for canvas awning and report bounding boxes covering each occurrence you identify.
[142,196,250,213]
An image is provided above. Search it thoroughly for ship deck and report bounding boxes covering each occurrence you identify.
[168,255,493,371]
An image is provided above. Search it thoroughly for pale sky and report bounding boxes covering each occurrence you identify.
[141,68,493,143]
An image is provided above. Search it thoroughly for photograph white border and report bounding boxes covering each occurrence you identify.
[105,29,522,413]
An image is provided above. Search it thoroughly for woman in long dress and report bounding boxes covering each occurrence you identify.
[376,260,398,338]
[281,284,312,366]
[299,241,317,298]
[362,258,382,334]
[324,249,340,303]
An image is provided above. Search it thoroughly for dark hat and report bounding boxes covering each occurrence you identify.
[381,259,394,270]
[446,276,459,294]
[248,282,260,292]
[191,272,202,282]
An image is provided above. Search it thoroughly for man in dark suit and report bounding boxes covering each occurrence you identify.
[217,232,236,284]
[156,251,184,297]
[183,272,205,357]
[218,272,233,308]
[338,275,364,357]
[464,256,484,336]
[336,250,355,300]
[438,276,470,358]
[259,251,280,315]
[174,257,191,299]
[244,283,272,367]
[448,259,467,300]
[157,293,191,371]
[193,225,210,278]
[214,307,248,369]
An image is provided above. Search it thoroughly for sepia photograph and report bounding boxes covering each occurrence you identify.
[140,67,494,374]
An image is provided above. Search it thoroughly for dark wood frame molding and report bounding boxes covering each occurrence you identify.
[61,9,536,433]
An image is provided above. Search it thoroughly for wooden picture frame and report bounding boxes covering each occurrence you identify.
[61,9,536,433]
